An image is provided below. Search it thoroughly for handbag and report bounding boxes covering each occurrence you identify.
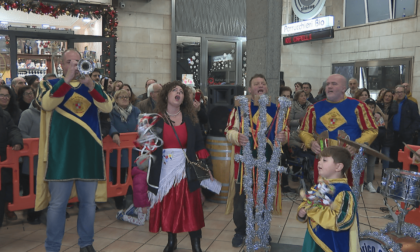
[166,115,211,182]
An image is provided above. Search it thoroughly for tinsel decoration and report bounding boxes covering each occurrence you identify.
[359,231,402,252]
[234,95,290,252]
[381,221,420,242]
[350,147,367,201]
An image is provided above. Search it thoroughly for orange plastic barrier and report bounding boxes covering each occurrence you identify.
[397,145,420,227]
[0,132,138,211]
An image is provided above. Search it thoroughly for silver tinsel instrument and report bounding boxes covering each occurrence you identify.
[234,96,291,252]
[351,147,367,201]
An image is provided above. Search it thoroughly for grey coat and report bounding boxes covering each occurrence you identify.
[289,100,312,148]
[18,101,40,175]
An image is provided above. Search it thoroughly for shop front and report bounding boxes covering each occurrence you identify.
[0,1,117,85]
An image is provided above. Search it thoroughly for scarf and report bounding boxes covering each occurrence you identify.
[114,104,132,122]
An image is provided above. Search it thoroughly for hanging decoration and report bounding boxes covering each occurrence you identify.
[234,95,290,251]
[0,0,118,77]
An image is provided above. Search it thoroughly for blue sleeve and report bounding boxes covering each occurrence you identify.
[109,111,119,137]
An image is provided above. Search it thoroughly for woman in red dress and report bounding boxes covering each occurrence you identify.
[147,81,209,252]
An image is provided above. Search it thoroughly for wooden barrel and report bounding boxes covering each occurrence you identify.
[206,136,232,204]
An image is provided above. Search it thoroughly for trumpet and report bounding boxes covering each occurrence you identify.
[77,58,95,78]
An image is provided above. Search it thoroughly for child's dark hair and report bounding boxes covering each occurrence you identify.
[320,146,352,175]
[365,98,376,108]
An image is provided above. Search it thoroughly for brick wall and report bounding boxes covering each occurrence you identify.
[116,0,171,95]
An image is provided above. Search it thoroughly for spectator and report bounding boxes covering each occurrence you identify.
[354,88,370,102]
[10,77,26,101]
[24,75,40,91]
[114,80,123,91]
[279,86,292,99]
[288,90,315,186]
[0,107,23,227]
[121,84,141,107]
[293,82,303,97]
[315,81,327,102]
[90,69,101,83]
[17,86,35,112]
[390,85,420,168]
[18,99,41,224]
[189,87,209,142]
[376,88,387,103]
[302,82,317,104]
[101,77,115,96]
[402,83,418,105]
[345,78,359,98]
[137,83,162,113]
[0,85,21,125]
[137,79,157,102]
[377,90,397,180]
[109,89,141,209]
[43,73,57,81]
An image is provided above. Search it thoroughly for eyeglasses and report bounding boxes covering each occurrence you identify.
[0,94,10,99]
[24,92,34,96]
[117,96,130,100]
[395,91,405,94]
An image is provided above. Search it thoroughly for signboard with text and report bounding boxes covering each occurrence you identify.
[283,29,334,45]
[282,16,334,35]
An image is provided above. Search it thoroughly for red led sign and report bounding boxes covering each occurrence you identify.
[283,29,334,45]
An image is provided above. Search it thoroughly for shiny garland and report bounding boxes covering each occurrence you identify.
[359,231,402,252]
[351,147,367,201]
[381,221,420,242]
[234,95,290,251]
[0,0,118,76]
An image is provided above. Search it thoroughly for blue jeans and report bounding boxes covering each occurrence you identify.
[381,146,391,170]
[45,180,98,252]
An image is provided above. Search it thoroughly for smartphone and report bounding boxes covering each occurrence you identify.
[195,92,201,102]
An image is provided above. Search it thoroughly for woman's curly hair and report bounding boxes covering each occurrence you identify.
[156,81,198,124]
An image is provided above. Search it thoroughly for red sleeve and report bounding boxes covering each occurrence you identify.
[51,82,71,97]
[89,88,106,102]
[196,149,210,159]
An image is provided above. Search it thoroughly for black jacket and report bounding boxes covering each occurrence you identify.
[147,114,206,195]
[377,101,398,147]
[100,113,111,138]
[0,108,23,184]
[307,93,317,104]
[396,98,420,143]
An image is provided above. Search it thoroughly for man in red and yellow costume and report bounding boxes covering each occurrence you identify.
[299,74,378,186]
[224,74,288,248]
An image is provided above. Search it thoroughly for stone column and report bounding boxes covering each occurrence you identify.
[246,0,282,99]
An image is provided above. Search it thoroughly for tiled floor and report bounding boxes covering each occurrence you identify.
[0,165,400,252]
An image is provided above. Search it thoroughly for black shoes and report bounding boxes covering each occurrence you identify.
[80,245,96,252]
[190,236,202,252]
[232,233,245,247]
[163,232,177,252]
[282,186,296,193]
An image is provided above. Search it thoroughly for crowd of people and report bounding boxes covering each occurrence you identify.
[1,47,420,252]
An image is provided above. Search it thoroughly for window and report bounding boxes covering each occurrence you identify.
[344,0,416,27]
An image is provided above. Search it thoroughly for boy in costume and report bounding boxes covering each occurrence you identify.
[297,146,360,252]
[35,49,113,252]
[224,74,288,247]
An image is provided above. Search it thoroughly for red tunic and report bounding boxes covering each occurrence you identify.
[149,123,205,233]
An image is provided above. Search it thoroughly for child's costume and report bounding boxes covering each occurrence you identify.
[297,178,360,252]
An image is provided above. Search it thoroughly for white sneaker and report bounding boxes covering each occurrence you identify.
[361,184,364,193]
[367,182,376,193]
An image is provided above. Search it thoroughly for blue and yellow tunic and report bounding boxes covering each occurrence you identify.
[297,178,360,252]
[35,78,113,211]
[299,97,377,148]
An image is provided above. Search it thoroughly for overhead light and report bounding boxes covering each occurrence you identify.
[83,18,91,23]
[42,24,49,28]
[73,26,81,30]
[0,21,8,25]
[50,26,56,29]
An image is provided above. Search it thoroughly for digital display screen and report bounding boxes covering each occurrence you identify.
[283,29,334,45]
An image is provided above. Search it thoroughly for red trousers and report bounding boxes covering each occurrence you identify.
[313,158,364,187]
